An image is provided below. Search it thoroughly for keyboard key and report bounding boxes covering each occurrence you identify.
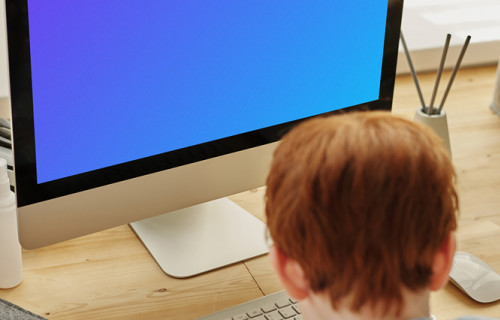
[265,310,284,320]
[233,313,249,320]
[247,309,263,318]
[278,306,297,319]
[196,290,293,320]
[261,303,277,313]
[292,304,300,314]
[275,298,291,308]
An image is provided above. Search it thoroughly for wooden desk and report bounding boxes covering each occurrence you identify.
[1,64,500,319]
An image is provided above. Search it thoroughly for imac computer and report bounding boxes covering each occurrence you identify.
[6,1,403,278]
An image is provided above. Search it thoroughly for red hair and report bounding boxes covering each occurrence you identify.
[265,111,458,312]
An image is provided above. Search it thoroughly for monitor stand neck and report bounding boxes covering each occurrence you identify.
[129,197,269,278]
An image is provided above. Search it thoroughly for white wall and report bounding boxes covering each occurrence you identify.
[0,0,8,97]
[398,0,500,74]
[0,0,10,119]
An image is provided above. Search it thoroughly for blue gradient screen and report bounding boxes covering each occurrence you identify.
[28,1,388,183]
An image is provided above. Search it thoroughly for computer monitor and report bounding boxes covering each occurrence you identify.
[6,0,403,278]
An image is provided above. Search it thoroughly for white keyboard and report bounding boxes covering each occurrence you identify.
[197,290,302,320]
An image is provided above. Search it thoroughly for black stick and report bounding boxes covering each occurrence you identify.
[400,32,426,110]
[428,34,451,115]
[438,35,471,113]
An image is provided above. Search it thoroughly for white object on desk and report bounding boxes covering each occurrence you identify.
[450,251,500,303]
[130,197,269,278]
[413,108,452,157]
[491,59,500,116]
[397,0,500,74]
[0,158,22,289]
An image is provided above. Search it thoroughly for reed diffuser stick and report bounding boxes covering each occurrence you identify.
[428,34,451,115]
[400,32,426,110]
[437,35,471,113]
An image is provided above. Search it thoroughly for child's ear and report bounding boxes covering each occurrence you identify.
[429,232,456,291]
[269,245,310,300]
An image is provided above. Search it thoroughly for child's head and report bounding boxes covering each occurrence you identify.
[265,111,458,313]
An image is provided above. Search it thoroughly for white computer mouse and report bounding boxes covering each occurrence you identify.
[449,251,500,303]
